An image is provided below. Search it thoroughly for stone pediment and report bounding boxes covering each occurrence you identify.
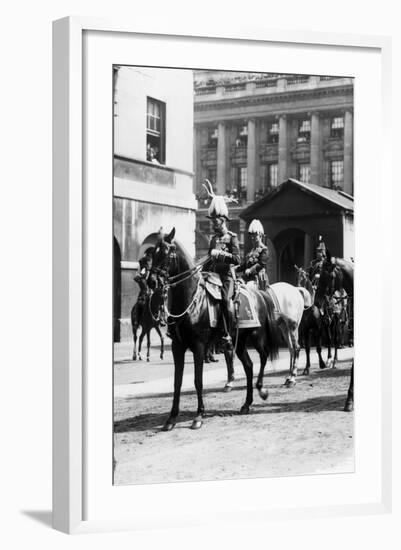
[200,147,217,162]
[323,138,344,159]
[290,140,310,161]
[230,145,247,163]
[259,142,278,161]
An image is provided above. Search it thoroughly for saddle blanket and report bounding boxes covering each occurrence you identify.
[235,286,261,329]
[205,285,261,329]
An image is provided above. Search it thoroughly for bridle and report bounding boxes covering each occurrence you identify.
[151,242,208,320]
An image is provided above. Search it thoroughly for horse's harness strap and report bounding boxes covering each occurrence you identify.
[164,279,202,319]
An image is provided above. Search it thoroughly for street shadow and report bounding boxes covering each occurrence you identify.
[114,393,348,434]
[21,510,52,528]
[126,364,351,402]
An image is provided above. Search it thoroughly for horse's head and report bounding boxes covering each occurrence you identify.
[294,265,307,287]
[152,227,177,281]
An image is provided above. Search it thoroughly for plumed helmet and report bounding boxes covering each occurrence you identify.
[316,235,326,254]
[207,195,230,220]
[202,179,232,221]
[248,219,264,235]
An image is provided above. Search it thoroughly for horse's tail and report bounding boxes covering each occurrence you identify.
[260,292,281,361]
[297,287,312,309]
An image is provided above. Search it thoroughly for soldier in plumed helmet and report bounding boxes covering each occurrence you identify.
[237,219,269,290]
[308,235,327,283]
[202,180,240,347]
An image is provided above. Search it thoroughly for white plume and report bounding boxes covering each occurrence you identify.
[248,219,264,234]
[208,196,229,218]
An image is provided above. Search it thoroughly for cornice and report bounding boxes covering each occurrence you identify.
[194,86,354,114]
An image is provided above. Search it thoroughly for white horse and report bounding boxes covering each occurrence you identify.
[269,282,311,387]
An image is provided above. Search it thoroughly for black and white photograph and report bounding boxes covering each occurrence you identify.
[113,66,355,486]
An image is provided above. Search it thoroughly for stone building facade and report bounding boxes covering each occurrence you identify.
[193,72,354,265]
[114,66,196,341]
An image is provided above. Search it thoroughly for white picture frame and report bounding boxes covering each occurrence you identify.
[52,16,392,534]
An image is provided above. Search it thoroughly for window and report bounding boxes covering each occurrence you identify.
[268,163,278,188]
[208,127,218,148]
[298,163,311,184]
[330,160,344,188]
[235,125,248,147]
[237,166,248,200]
[330,116,344,138]
[267,122,279,144]
[297,119,311,143]
[146,97,166,164]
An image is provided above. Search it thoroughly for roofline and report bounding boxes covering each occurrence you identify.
[240,178,354,219]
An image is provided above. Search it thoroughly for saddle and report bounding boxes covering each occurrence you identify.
[201,272,223,301]
[200,273,260,329]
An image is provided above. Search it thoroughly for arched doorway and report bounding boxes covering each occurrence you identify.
[274,228,306,284]
[113,237,122,342]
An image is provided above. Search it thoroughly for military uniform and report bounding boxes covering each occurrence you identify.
[204,230,240,301]
[133,253,153,323]
[238,243,269,290]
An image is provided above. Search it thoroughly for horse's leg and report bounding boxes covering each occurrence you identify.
[316,330,325,370]
[302,327,311,375]
[191,343,205,430]
[223,345,235,392]
[138,327,146,361]
[282,326,295,386]
[344,360,354,412]
[155,325,164,360]
[290,326,300,381]
[235,335,254,414]
[325,323,333,368]
[162,341,186,431]
[146,330,151,362]
[252,331,269,400]
[332,316,339,369]
[132,326,138,361]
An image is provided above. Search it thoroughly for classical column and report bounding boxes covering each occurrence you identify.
[193,127,202,194]
[310,112,320,186]
[278,114,288,184]
[217,122,227,195]
[343,110,353,195]
[247,118,256,202]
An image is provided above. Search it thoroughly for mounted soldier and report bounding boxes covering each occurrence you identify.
[237,219,269,290]
[133,247,154,325]
[202,180,240,347]
[308,235,327,285]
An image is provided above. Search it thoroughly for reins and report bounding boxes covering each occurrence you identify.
[164,278,202,319]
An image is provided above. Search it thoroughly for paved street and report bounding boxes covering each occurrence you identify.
[114,337,354,398]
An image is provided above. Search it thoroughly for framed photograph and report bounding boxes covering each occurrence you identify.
[53,17,392,534]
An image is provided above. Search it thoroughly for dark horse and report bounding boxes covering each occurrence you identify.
[314,253,354,412]
[152,228,282,430]
[131,282,165,362]
[295,265,330,373]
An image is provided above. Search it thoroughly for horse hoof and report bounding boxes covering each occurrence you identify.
[160,354,163,360]
[190,419,203,430]
[258,388,268,401]
[302,369,309,376]
[344,401,353,412]
[284,378,296,388]
[224,384,233,392]
[147,358,150,362]
[162,420,176,432]
[240,405,250,415]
